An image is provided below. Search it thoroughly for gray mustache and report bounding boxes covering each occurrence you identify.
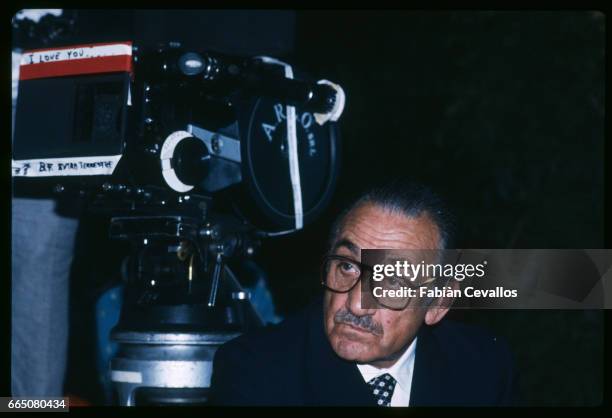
[334,309,383,336]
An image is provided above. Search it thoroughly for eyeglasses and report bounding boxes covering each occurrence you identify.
[321,254,370,293]
[320,254,439,310]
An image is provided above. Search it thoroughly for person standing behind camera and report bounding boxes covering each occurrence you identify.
[11,14,80,394]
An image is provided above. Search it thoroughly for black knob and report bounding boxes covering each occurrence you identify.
[172,137,210,187]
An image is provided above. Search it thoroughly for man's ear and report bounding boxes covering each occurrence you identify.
[424,305,450,325]
[424,279,458,325]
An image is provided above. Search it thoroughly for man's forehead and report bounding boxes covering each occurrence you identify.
[335,204,441,252]
[332,238,360,256]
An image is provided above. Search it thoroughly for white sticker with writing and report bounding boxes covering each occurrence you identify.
[12,154,123,177]
[21,43,132,67]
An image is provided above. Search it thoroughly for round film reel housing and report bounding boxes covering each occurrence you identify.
[236,97,341,232]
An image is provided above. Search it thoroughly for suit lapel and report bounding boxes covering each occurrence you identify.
[409,324,448,406]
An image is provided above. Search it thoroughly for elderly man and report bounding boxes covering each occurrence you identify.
[209,181,516,406]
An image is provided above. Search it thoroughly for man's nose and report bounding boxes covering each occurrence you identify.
[346,278,377,315]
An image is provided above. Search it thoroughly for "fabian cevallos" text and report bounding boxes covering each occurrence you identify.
[372,286,518,298]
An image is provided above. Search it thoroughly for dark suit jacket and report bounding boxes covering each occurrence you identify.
[209,297,516,406]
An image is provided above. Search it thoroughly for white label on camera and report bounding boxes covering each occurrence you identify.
[11,154,122,177]
[111,370,143,384]
[20,43,132,67]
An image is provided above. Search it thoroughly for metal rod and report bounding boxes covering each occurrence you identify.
[207,251,223,307]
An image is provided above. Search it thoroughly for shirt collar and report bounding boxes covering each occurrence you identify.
[356,337,418,392]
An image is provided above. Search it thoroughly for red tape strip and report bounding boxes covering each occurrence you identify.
[19,55,132,80]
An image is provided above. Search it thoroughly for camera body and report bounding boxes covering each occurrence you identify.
[12,40,343,405]
[13,41,342,231]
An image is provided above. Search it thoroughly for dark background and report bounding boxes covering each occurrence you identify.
[13,10,605,406]
[267,11,605,407]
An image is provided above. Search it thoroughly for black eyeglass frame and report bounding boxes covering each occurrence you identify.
[320,253,445,310]
[320,254,375,293]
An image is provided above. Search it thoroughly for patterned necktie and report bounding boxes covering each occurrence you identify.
[367,373,397,406]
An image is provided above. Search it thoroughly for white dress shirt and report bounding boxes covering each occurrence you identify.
[356,337,417,406]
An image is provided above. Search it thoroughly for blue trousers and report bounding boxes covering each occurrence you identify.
[11,197,79,396]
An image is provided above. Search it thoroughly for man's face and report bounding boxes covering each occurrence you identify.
[324,203,442,367]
